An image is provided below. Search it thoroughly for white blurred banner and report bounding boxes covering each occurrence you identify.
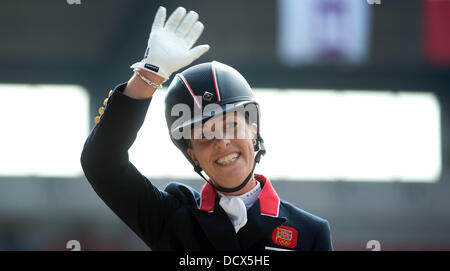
[0,85,441,183]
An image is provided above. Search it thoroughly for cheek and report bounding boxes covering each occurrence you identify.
[237,140,255,160]
[248,141,255,156]
[193,146,211,166]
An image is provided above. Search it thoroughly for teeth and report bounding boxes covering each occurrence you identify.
[216,153,239,165]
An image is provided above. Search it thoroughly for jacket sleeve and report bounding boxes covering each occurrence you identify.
[80,82,180,249]
[312,220,334,251]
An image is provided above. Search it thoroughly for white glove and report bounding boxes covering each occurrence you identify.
[130,6,210,81]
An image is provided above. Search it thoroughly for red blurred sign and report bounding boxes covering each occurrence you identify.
[424,0,450,66]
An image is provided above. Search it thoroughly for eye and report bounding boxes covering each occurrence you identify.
[198,132,214,143]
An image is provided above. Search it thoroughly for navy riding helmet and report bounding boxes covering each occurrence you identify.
[164,61,266,193]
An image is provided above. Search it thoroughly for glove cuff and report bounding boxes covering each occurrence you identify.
[130,62,170,81]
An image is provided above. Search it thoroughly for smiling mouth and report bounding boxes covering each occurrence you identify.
[215,152,240,166]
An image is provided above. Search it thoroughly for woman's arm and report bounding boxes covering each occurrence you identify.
[123,69,163,99]
[80,83,174,249]
[80,6,209,249]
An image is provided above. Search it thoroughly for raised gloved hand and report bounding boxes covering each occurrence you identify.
[130,6,210,81]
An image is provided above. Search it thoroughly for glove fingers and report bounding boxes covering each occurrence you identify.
[164,6,186,33]
[175,10,199,38]
[151,6,166,31]
[185,21,204,49]
[188,44,210,61]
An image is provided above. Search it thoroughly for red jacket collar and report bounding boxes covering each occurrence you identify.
[199,174,280,217]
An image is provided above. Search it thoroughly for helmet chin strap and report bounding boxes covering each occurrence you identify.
[194,140,266,194]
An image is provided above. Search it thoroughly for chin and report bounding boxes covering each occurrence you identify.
[215,170,249,187]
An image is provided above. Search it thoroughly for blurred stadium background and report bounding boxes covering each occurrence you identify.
[0,0,449,250]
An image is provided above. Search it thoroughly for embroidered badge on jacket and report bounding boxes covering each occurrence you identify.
[272,225,298,249]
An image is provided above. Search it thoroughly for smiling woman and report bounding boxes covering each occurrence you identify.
[187,111,258,196]
[164,61,266,195]
[80,6,333,251]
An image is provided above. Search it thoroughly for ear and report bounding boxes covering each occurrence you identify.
[251,123,258,140]
[187,147,199,165]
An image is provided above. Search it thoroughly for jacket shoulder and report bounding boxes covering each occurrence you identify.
[280,200,328,225]
[164,182,201,208]
[279,200,333,250]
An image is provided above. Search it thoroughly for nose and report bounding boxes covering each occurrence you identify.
[214,138,231,150]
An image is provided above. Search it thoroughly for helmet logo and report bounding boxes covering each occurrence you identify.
[203,91,214,102]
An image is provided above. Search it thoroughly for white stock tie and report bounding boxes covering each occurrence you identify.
[218,181,261,233]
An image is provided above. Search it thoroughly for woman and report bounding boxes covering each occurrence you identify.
[81,6,333,251]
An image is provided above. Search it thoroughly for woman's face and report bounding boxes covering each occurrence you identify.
[187,112,258,193]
